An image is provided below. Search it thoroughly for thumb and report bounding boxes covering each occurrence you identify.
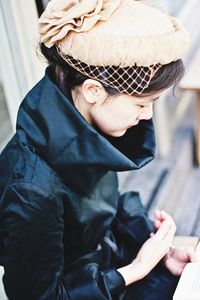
[186,246,197,262]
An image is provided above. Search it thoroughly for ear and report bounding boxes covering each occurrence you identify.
[81,79,108,104]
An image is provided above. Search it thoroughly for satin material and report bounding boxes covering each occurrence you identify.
[0,67,178,300]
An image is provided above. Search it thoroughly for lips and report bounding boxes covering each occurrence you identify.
[134,120,139,125]
[127,120,139,128]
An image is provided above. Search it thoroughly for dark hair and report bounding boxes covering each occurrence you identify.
[40,43,185,99]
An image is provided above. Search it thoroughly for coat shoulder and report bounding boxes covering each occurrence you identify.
[0,134,67,205]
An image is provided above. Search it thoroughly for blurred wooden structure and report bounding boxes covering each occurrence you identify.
[180,47,200,166]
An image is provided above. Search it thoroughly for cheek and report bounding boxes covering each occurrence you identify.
[91,104,139,134]
[91,107,116,131]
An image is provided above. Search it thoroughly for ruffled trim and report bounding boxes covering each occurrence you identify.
[39,0,121,48]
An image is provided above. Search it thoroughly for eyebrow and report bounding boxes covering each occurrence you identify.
[135,96,160,105]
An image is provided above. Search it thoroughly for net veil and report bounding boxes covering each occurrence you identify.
[57,48,162,95]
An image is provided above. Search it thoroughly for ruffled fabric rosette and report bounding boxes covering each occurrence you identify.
[39,0,121,48]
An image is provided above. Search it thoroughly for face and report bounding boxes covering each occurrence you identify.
[90,92,161,137]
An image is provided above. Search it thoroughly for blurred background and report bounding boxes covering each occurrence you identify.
[0,0,200,298]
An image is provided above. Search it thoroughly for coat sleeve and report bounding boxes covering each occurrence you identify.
[0,183,125,300]
[112,191,156,251]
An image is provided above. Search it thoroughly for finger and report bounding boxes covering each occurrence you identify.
[160,210,168,221]
[154,210,163,222]
[154,210,165,229]
[154,209,161,218]
[186,246,197,262]
[155,219,176,241]
[154,219,162,229]
[154,210,174,228]
[160,210,175,225]
[154,209,168,221]
[161,212,177,233]
[162,224,177,245]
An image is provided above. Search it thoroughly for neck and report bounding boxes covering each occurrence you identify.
[72,88,93,125]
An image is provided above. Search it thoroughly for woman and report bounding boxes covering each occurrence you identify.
[0,0,195,299]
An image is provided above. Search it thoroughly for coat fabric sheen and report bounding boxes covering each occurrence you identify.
[0,67,178,300]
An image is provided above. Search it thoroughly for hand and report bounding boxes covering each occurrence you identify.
[163,246,196,276]
[153,209,173,230]
[117,210,177,286]
[132,210,177,278]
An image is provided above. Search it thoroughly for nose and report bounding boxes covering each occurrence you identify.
[138,104,153,120]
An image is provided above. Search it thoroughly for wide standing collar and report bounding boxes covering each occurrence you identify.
[16,67,156,194]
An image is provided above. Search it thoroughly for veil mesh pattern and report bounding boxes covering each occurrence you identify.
[57,48,161,95]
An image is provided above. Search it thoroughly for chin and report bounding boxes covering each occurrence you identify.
[108,130,127,137]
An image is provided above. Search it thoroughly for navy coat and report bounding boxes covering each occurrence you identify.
[0,67,178,300]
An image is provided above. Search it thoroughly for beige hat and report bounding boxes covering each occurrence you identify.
[38,0,189,95]
[39,0,189,67]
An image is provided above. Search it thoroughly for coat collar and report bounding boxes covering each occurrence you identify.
[16,67,156,194]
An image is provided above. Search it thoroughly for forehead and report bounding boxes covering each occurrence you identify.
[108,90,164,103]
[133,91,163,103]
